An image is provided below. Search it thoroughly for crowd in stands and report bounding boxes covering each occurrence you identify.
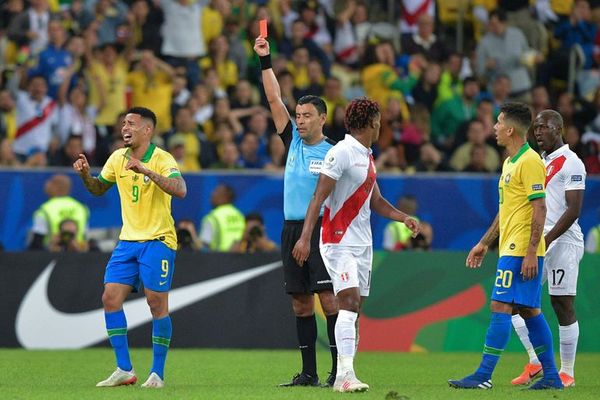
[1,0,600,175]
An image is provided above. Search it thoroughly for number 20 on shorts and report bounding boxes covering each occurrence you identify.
[494,269,513,288]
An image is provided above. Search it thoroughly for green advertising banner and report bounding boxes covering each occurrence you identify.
[316,252,600,353]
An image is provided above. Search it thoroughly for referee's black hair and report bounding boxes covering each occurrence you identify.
[500,102,532,137]
[127,107,157,129]
[298,95,327,115]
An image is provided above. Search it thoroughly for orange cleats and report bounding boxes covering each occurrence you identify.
[559,372,575,387]
[511,363,543,385]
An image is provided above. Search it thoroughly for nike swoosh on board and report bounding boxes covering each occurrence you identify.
[15,260,282,349]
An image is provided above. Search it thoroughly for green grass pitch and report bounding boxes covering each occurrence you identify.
[1,349,598,399]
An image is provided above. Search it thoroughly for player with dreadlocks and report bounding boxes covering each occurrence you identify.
[292,98,421,392]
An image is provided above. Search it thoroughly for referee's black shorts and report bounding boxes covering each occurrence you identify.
[281,217,333,294]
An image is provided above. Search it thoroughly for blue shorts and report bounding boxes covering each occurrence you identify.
[490,256,543,308]
[105,240,176,292]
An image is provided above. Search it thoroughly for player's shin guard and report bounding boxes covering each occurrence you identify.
[105,310,132,371]
[559,321,579,377]
[151,315,172,380]
[512,314,540,364]
[525,314,560,380]
[326,314,338,375]
[475,312,512,379]
[296,315,317,377]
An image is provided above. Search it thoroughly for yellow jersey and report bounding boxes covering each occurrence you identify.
[498,143,546,257]
[98,144,181,250]
[88,58,128,126]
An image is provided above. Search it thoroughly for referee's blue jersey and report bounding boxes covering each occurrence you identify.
[281,121,334,220]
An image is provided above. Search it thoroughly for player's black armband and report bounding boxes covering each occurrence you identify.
[259,54,272,70]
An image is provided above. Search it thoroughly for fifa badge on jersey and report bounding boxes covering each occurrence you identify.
[144,175,150,184]
[571,175,582,182]
[504,173,511,184]
[532,183,543,191]
[309,160,323,175]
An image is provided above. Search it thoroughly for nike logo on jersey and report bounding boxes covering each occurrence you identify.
[16,260,282,349]
[495,291,508,295]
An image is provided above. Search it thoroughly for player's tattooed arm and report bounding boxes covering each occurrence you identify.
[81,174,112,196]
[480,213,499,247]
[145,170,187,199]
[527,198,547,254]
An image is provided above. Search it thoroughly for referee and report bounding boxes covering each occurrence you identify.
[254,36,339,387]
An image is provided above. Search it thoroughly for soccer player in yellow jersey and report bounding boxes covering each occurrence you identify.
[449,103,563,390]
[73,107,186,389]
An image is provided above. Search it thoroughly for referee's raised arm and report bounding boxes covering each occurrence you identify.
[254,37,290,134]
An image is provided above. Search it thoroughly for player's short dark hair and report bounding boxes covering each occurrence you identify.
[500,102,532,136]
[344,97,380,131]
[127,107,157,128]
[538,109,564,131]
[297,95,327,115]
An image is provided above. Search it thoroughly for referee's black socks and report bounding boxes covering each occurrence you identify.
[296,315,317,377]
[327,313,338,375]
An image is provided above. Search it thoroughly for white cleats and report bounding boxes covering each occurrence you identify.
[96,368,137,387]
[333,371,369,393]
[141,372,165,388]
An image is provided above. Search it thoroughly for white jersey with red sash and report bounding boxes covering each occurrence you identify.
[320,134,376,246]
[13,91,58,156]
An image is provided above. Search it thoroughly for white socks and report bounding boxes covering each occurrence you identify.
[335,310,358,373]
[559,321,579,377]
[511,314,540,365]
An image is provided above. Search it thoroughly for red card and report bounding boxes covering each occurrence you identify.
[259,19,268,38]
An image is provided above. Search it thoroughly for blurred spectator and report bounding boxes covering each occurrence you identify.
[450,120,500,172]
[499,0,546,53]
[89,0,128,45]
[27,19,72,99]
[0,89,16,141]
[210,140,242,169]
[325,103,348,143]
[49,133,83,166]
[399,0,435,35]
[176,218,199,251]
[462,143,491,173]
[375,145,404,172]
[7,0,52,55]
[279,18,331,76]
[128,0,164,55]
[321,76,347,125]
[435,52,463,106]
[553,0,596,72]
[490,74,510,113]
[48,218,88,252]
[275,70,298,114]
[431,76,479,152]
[585,211,600,253]
[412,61,441,111]
[200,35,238,92]
[413,141,449,172]
[199,184,245,251]
[238,132,266,169]
[11,73,59,164]
[297,0,332,56]
[476,9,539,100]
[127,49,175,134]
[332,0,359,67]
[531,85,552,117]
[231,212,277,253]
[401,13,447,63]
[159,0,204,89]
[202,0,231,49]
[166,106,217,171]
[223,16,247,80]
[28,174,89,250]
[0,137,21,166]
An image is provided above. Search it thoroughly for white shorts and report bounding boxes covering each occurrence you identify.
[543,242,583,296]
[320,245,373,297]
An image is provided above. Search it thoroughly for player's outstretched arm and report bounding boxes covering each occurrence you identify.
[254,37,290,134]
[292,174,336,266]
[521,197,546,280]
[73,154,112,196]
[466,213,499,268]
[125,157,187,199]
[370,183,420,237]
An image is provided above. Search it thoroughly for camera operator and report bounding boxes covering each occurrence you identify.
[231,213,277,253]
[176,219,200,251]
[48,219,88,252]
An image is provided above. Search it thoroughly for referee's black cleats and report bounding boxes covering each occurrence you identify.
[321,371,336,388]
[278,372,320,387]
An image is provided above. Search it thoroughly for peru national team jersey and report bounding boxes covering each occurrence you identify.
[498,143,546,257]
[543,144,586,247]
[282,121,333,220]
[98,144,181,250]
[320,134,376,246]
